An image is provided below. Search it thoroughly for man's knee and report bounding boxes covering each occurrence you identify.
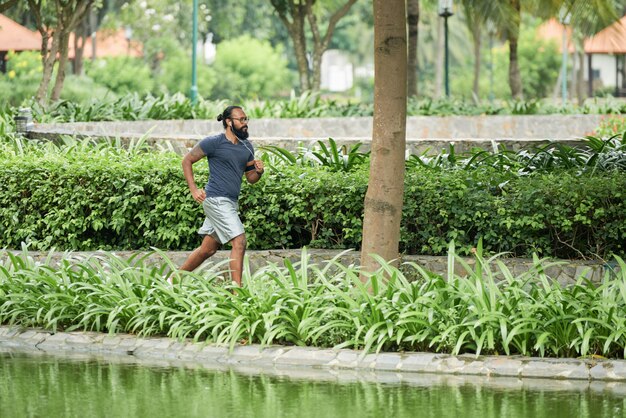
[199,238,218,258]
[231,234,247,252]
[199,246,217,259]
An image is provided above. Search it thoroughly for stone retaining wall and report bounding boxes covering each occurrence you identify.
[28,114,603,155]
[30,115,604,139]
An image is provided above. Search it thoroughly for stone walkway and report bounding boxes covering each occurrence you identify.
[2,326,626,385]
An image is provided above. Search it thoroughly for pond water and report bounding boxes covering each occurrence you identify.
[1,351,625,418]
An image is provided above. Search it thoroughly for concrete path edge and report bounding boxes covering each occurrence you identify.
[2,326,626,383]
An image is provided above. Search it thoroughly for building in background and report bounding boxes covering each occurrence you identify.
[0,13,41,73]
[0,13,142,75]
[539,16,626,97]
[321,49,353,92]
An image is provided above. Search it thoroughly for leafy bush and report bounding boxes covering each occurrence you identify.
[261,137,369,172]
[57,74,117,104]
[594,115,626,137]
[28,93,226,123]
[85,57,155,94]
[0,51,42,106]
[0,136,625,258]
[156,49,217,97]
[209,35,293,100]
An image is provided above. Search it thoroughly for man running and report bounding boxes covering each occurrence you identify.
[179,105,264,286]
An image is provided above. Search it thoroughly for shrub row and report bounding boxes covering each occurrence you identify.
[2,249,626,358]
[1,145,625,258]
[4,93,626,126]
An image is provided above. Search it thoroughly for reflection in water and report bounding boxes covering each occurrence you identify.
[1,352,625,418]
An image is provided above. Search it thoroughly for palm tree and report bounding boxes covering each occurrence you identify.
[475,0,620,100]
[407,0,420,97]
[459,0,483,100]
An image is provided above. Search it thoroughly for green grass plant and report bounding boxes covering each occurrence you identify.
[1,246,625,359]
[5,93,626,124]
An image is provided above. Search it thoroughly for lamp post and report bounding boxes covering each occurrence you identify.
[438,0,453,97]
[14,108,34,137]
[124,26,133,56]
[190,0,199,105]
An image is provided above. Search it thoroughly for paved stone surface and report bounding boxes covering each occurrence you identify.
[3,326,626,382]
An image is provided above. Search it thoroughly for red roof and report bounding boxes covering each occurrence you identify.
[68,29,143,59]
[0,13,41,51]
[537,18,575,53]
[538,16,626,54]
[0,14,142,58]
[584,15,626,54]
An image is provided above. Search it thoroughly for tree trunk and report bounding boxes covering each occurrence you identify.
[306,0,357,92]
[407,0,419,97]
[310,49,323,92]
[508,36,523,99]
[51,29,71,101]
[507,0,523,99]
[274,2,310,92]
[35,33,59,104]
[272,0,356,93]
[435,18,444,98]
[576,50,585,102]
[31,0,94,104]
[292,21,311,92]
[360,0,407,277]
[471,23,481,102]
[74,34,86,75]
[73,11,91,75]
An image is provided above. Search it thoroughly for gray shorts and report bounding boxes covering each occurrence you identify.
[198,197,245,244]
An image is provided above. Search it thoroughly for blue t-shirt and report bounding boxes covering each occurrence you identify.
[198,133,255,201]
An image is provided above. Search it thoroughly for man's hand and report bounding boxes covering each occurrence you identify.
[253,159,264,174]
[191,189,206,204]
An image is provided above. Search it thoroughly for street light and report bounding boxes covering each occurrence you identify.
[190,0,199,104]
[14,108,34,137]
[438,0,453,97]
[124,26,133,56]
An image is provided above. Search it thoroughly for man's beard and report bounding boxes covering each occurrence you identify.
[232,125,249,140]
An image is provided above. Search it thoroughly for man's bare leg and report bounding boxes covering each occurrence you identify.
[229,234,247,286]
[180,235,220,272]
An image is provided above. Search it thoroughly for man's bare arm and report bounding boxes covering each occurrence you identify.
[245,159,265,184]
[182,145,207,203]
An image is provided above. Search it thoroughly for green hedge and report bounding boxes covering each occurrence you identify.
[1,146,625,258]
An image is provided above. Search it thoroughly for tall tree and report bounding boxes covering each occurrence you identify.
[476,0,620,100]
[27,0,97,104]
[406,0,419,97]
[473,1,522,98]
[460,0,482,101]
[505,0,522,99]
[269,0,357,92]
[360,0,407,276]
